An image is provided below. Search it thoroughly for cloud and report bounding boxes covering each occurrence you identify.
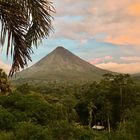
[128,2,140,16]
[120,56,140,62]
[90,58,103,65]
[51,0,140,47]
[53,0,95,16]
[104,56,113,60]
[0,61,10,74]
[96,62,140,74]
[90,56,113,64]
[104,33,140,46]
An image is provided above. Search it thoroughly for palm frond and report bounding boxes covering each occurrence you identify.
[25,0,55,46]
[0,0,54,76]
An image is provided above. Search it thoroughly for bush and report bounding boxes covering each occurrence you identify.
[15,122,48,140]
[47,121,95,140]
[0,106,16,130]
[0,132,15,140]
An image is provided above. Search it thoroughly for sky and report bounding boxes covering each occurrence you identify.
[0,0,140,74]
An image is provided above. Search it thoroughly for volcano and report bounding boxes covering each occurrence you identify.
[13,46,111,82]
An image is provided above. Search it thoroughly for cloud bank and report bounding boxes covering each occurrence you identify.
[52,0,140,47]
[96,62,140,74]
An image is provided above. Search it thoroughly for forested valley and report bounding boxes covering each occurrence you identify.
[0,69,139,140]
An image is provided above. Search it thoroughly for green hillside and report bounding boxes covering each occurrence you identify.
[132,73,140,84]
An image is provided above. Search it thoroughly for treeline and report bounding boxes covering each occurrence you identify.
[0,69,140,140]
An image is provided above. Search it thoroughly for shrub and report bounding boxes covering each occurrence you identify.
[0,106,16,130]
[15,122,48,140]
[0,132,15,140]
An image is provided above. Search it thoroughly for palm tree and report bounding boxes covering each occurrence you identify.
[0,0,54,76]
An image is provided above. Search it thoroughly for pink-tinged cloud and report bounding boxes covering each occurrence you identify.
[105,34,140,46]
[0,61,10,74]
[120,56,140,61]
[96,62,140,74]
[104,56,113,60]
[80,39,88,45]
[52,0,140,47]
[90,58,103,65]
[90,56,113,64]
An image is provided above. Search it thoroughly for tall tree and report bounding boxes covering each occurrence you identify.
[87,101,96,129]
[0,69,11,95]
[0,0,54,76]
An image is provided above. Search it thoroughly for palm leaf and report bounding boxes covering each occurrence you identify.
[0,0,54,76]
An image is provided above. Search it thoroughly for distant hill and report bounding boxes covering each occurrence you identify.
[12,46,112,83]
[132,73,140,77]
[132,73,140,84]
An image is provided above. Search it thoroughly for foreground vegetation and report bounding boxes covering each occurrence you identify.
[0,69,140,140]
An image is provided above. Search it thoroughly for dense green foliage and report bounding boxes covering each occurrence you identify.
[0,72,140,139]
[0,69,11,95]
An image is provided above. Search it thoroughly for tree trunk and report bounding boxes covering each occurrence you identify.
[107,116,111,133]
[88,110,92,129]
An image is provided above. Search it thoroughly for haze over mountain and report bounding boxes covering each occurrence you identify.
[13,46,111,83]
